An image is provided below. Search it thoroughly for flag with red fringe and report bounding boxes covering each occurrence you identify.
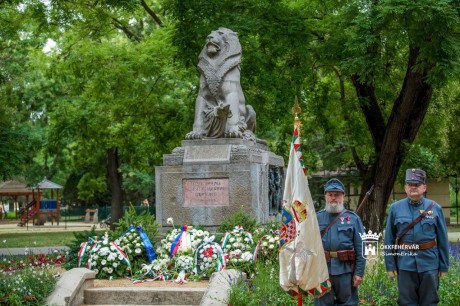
[279,123,331,298]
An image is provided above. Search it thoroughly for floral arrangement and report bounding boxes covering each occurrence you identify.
[138,220,223,282]
[132,259,173,283]
[194,238,224,277]
[156,223,211,260]
[84,233,131,279]
[71,219,281,282]
[174,254,194,272]
[136,222,214,282]
[114,226,154,271]
[253,230,280,262]
[115,228,145,260]
[221,226,254,267]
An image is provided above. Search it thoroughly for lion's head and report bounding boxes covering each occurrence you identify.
[199,27,241,61]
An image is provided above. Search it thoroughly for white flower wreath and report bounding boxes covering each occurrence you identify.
[221,226,254,265]
[194,236,224,276]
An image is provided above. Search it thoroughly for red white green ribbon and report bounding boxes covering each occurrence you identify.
[174,270,188,284]
[77,242,90,268]
[77,237,99,268]
[110,241,131,267]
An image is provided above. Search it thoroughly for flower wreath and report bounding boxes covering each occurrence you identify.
[253,230,280,261]
[221,225,254,265]
[193,236,224,276]
[79,233,131,279]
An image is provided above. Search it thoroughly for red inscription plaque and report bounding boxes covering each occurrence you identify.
[183,178,229,207]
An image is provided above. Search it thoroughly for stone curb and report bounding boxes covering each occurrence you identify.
[200,269,246,306]
[46,268,96,306]
[0,246,68,256]
[45,268,243,306]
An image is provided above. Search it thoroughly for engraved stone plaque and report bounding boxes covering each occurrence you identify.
[183,145,231,164]
[183,178,229,207]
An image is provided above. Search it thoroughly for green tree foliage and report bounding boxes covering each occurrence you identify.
[37,0,195,225]
[299,0,460,231]
[0,1,50,182]
[163,0,315,153]
[1,1,459,233]
[164,0,460,231]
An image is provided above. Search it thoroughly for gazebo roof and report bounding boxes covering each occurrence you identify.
[0,180,35,196]
[36,177,63,190]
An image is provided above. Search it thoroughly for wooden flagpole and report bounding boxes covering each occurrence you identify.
[293,96,303,306]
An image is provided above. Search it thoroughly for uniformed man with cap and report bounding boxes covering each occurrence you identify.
[315,178,366,306]
[384,168,449,305]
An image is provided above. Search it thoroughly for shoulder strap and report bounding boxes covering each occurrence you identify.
[396,201,435,243]
[321,209,347,238]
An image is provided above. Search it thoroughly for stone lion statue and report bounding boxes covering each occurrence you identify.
[185,27,256,140]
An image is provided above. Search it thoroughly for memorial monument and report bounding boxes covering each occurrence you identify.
[155,27,284,229]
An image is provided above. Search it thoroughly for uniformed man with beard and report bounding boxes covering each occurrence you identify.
[384,168,449,305]
[315,178,366,306]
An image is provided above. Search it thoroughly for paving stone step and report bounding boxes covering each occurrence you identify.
[83,287,206,305]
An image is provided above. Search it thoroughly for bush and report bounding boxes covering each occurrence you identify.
[112,205,159,244]
[229,251,460,306]
[438,256,460,305]
[228,261,304,306]
[0,267,58,306]
[359,259,398,305]
[217,207,258,234]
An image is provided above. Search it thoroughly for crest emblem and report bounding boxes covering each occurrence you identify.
[359,230,381,261]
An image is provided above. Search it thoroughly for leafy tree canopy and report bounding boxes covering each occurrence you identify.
[0,1,459,230]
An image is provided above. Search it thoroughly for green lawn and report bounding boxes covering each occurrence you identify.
[448,225,460,232]
[0,231,103,248]
[1,226,458,249]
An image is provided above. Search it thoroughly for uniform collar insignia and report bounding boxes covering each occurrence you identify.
[409,198,423,206]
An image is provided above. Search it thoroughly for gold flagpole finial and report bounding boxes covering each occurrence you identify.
[291,96,301,126]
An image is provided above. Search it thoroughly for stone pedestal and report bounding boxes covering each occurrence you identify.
[155,139,284,229]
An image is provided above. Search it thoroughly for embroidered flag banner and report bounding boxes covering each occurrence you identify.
[279,123,331,298]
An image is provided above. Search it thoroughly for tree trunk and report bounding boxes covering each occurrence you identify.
[354,46,433,233]
[107,147,123,230]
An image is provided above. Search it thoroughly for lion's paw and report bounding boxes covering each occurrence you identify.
[242,130,256,142]
[225,129,242,138]
[185,131,205,140]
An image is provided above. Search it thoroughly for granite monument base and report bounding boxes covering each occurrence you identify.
[155,139,284,230]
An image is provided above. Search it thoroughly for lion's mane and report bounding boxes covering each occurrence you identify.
[197,28,242,98]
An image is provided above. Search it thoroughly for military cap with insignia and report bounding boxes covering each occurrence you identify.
[405,168,426,184]
[324,178,345,194]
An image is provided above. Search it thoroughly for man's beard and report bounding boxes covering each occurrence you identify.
[325,201,345,214]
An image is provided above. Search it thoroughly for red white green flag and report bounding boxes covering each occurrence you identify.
[279,123,331,298]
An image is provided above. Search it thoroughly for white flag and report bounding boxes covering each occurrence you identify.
[279,124,331,297]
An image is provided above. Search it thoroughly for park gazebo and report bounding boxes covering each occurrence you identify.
[0,180,37,220]
[35,177,63,226]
